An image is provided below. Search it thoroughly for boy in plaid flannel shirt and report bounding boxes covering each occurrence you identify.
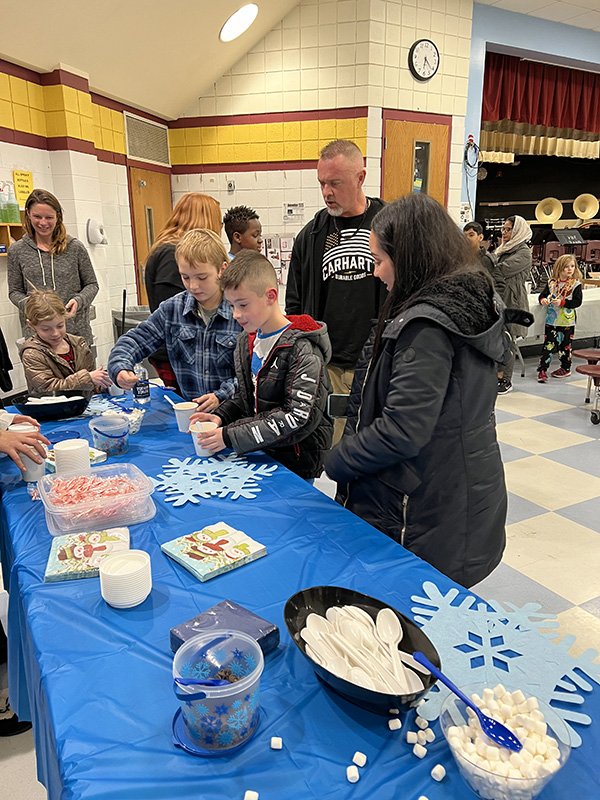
[108,230,241,407]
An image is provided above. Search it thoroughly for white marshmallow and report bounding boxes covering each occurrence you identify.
[406,731,418,744]
[413,743,427,759]
[424,727,435,743]
[511,690,526,705]
[417,730,427,745]
[431,764,446,782]
[464,741,477,755]
[500,703,513,720]
[270,737,282,750]
[416,716,429,730]
[471,693,483,708]
[534,720,547,737]
[388,718,402,731]
[346,765,360,783]
[493,683,507,699]
[487,746,500,762]
[244,792,259,800]
[449,735,462,751]
[417,797,430,800]
[483,688,495,705]
[447,725,463,739]
[388,708,400,715]
[526,696,539,712]
[547,746,560,760]
[536,741,547,756]
[509,753,523,769]
[352,751,367,768]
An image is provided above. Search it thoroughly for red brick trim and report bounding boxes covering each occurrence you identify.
[13,129,48,149]
[0,58,41,84]
[40,69,89,93]
[169,107,369,129]
[172,160,318,174]
[382,108,453,126]
[47,136,96,155]
[90,93,168,127]
[126,158,171,174]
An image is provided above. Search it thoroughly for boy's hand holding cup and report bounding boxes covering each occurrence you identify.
[188,413,224,456]
[192,393,220,413]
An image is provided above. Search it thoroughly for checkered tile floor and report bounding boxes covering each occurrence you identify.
[470,357,600,656]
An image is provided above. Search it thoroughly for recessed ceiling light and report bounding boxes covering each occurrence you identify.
[219,4,259,42]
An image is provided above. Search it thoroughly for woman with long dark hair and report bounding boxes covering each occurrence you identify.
[324,194,508,588]
[7,189,99,345]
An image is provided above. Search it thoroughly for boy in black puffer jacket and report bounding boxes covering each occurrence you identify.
[189,251,333,480]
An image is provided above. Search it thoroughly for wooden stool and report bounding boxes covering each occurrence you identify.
[573,350,600,403]
[575,364,600,424]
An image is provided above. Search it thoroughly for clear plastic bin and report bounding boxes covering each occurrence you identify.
[38,463,156,536]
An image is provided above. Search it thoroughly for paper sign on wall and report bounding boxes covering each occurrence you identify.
[13,170,33,209]
[282,202,304,223]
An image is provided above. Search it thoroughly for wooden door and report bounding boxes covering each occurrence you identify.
[129,167,172,304]
[382,116,450,206]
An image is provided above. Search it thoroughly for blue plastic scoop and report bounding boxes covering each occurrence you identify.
[413,652,523,752]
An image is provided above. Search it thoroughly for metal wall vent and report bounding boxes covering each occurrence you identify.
[124,112,170,167]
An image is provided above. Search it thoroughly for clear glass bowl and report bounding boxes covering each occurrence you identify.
[440,683,571,800]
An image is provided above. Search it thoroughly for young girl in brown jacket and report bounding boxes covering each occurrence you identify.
[20,290,111,395]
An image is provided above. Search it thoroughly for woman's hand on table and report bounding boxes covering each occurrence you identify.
[90,366,112,389]
[192,393,220,413]
[0,430,50,472]
[116,370,138,390]
[13,414,41,428]
[65,299,79,318]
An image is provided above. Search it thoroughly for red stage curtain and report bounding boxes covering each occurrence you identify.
[482,52,600,135]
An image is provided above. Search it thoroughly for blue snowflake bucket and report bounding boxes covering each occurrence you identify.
[173,629,264,752]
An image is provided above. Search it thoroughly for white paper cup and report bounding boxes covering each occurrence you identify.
[53,438,91,475]
[174,402,198,432]
[9,423,39,433]
[100,550,152,608]
[189,422,218,457]
[20,445,47,482]
[108,382,124,396]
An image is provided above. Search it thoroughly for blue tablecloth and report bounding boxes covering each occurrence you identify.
[0,390,594,800]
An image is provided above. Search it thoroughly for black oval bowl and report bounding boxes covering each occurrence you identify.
[13,389,92,422]
[284,585,440,716]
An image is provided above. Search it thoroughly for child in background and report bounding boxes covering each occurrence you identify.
[537,254,583,382]
[20,290,111,395]
[189,250,332,480]
[223,206,263,258]
[108,229,240,408]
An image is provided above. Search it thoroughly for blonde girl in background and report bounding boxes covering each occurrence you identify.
[20,290,111,395]
[8,189,99,345]
[537,254,583,382]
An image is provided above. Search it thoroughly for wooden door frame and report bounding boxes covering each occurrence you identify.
[126,158,172,303]
[381,109,453,208]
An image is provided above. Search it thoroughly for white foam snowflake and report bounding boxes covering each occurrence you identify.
[412,581,600,747]
[151,454,277,506]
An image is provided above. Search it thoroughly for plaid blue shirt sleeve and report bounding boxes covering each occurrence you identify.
[108,292,240,401]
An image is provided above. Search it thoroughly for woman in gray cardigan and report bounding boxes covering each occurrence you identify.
[7,189,98,346]
[496,215,532,394]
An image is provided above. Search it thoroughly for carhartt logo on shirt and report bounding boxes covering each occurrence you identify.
[322,228,374,282]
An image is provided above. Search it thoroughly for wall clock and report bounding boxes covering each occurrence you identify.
[408,39,440,82]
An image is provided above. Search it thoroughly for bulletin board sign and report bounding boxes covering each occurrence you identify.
[13,170,33,209]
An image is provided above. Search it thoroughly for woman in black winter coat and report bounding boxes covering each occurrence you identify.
[324,195,509,588]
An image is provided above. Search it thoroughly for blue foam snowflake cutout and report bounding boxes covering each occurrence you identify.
[411,581,600,747]
[151,454,278,506]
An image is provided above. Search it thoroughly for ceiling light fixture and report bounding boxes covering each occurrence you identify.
[219,4,259,42]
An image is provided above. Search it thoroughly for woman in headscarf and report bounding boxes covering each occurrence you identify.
[495,215,532,394]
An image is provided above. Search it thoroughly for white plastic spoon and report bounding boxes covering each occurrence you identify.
[376,608,410,690]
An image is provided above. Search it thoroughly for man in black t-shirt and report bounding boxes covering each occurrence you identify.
[285,140,385,443]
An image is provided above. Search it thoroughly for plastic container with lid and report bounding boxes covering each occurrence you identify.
[38,463,156,536]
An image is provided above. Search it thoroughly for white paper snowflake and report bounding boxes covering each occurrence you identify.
[151,454,277,506]
[411,581,600,747]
